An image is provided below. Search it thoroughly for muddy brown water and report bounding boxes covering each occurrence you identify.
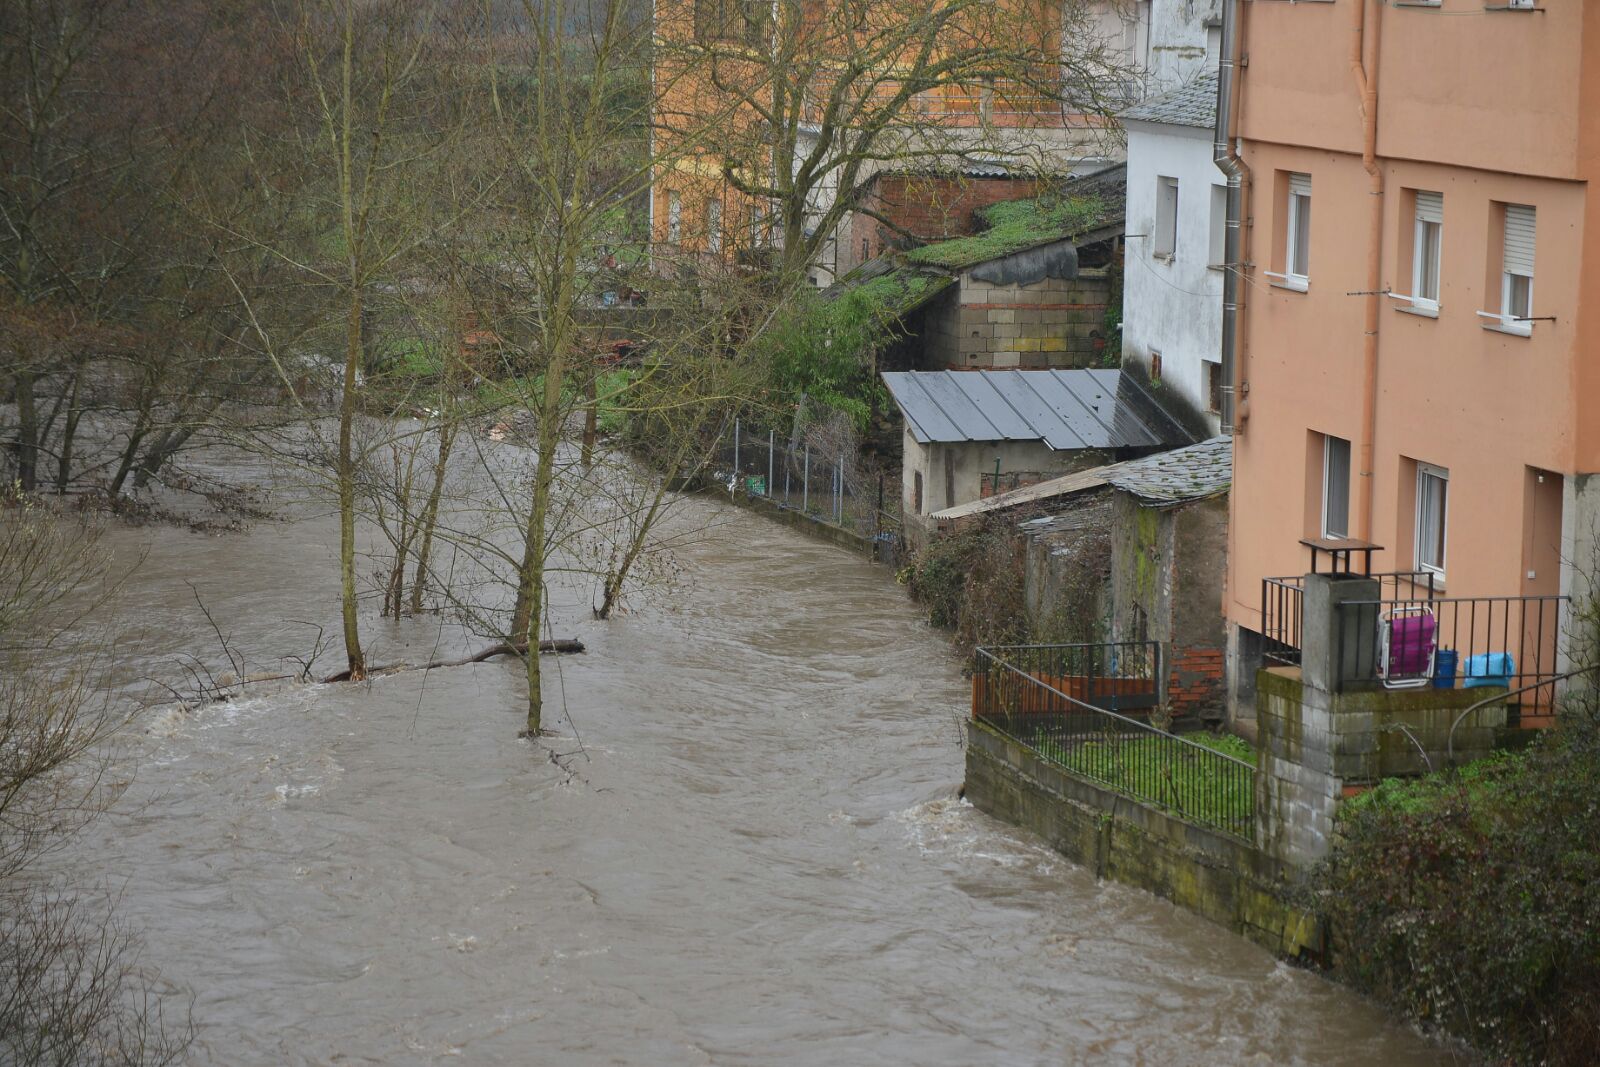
[65,482,1456,1065]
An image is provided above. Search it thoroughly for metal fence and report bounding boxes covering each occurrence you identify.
[972,644,1255,841]
[1262,571,1438,668]
[1335,593,1568,694]
[713,419,901,547]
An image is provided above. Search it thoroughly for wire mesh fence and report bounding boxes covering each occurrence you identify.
[972,644,1256,841]
[711,419,902,552]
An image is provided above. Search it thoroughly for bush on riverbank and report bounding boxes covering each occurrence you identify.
[902,524,1030,647]
[1321,697,1600,1065]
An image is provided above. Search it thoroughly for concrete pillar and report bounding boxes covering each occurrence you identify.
[1302,573,1379,693]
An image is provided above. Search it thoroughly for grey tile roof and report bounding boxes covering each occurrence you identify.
[1101,435,1232,506]
[1120,69,1219,130]
[881,369,1180,451]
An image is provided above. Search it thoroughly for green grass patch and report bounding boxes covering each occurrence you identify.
[903,195,1110,270]
[1032,728,1255,835]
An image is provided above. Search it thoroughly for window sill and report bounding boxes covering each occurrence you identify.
[1269,278,1309,293]
[1484,4,1541,11]
[1152,252,1175,265]
[1482,321,1534,338]
[1393,1,1441,7]
[1394,304,1439,319]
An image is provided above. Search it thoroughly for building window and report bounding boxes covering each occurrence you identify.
[861,237,870,264]
[1498,203,1536,335]
[1206,361,1223,414]
[1150,349,1162,381]
[1154,176,1178,260]
[707,199,722,253]
[694,0,766,45]
[667,191,682,243]
[913,470,924,515]
[1322,435,1351,539]
[1411,190,1443,312]
[1282,172,1311,290]
[1209,184,1227,268]
[750,205,765,248]
[1415,462,1449,577]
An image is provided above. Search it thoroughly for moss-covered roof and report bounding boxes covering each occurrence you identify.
[818,164,1126,316]
[901,195,1112,270]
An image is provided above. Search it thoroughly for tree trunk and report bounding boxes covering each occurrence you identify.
[13,370,37,492]
[54,368,83,493]
[512,305,572,736]
[338,287,366,679]
[409,415,456,616]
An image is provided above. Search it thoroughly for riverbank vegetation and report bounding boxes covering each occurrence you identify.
[1321,700,1600,1065]
[0,500,191,1063]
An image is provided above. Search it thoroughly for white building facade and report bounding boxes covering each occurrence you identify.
[1119,71,1224,435]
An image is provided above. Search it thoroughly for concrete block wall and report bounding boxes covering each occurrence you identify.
[922,269,1112,370]
[1254,662,1512,869]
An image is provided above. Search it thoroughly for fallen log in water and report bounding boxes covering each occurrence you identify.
[321,639,585,683]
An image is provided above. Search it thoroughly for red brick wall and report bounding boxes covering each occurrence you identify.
[845,175,1046,273]
[1167,646,1226,720]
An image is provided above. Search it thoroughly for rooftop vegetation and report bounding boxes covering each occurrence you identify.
[902,194,1109,270]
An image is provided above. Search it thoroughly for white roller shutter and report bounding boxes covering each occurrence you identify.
[1504,204,1536,277]
[1415,190,1443,225]
[1289,173,1312,198]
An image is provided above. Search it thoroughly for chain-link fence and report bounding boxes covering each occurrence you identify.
[712,419,901,555]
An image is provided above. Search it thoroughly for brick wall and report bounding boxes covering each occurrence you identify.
[845,175,1046,272]
[1168,646,1225,721]
[921,269,1112,370]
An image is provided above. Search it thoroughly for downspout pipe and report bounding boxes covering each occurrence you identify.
[1351,0,1384,541]
[1213,0,1251,434]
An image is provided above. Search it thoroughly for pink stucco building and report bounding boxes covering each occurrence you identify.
[1218,0,1600,720]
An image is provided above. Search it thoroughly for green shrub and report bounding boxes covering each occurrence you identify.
[1321,699,1600,1065]
[904,524,1030,647]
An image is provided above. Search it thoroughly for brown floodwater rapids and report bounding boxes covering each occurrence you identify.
[63,481,1459,1066]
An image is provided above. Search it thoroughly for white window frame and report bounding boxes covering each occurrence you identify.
[1496,204,1536,336]
[1411,192,1442,313]
[1208,184,1227,269]
[1322,435,1351,540]
[1153,176,1179,261]
[1415,462,1449,580]
[1281,173,1311,291]
[707,198,723,254]
[667,191,682,244]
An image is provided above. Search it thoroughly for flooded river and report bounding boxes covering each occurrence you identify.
[69,485,1455,1065]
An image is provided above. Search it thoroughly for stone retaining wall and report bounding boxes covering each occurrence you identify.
[965,721,1323,960]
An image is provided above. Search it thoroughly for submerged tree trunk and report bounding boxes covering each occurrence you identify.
[53,367,83,493]
[408,413,456,616]
[338,287,366,679]
[13,369,38,492]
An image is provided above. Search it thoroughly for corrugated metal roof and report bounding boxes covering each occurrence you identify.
[1120,70,1219,130]
[1101,435,1232,506]
[882,369,1172,452]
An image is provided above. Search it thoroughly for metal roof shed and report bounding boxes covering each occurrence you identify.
[881,369,1182,452]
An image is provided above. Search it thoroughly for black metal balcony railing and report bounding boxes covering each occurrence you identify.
[1261,571,1439,668]
[1335,593,1568,694]
[971,644,1255,841]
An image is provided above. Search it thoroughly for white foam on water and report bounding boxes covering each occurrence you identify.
[894,796,1061,874]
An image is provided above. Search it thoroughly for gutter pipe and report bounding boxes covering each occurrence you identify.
[1213,0,1251,434]
[1351,0,1384,541]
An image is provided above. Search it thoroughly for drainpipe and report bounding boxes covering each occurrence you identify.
[1351,0,1384,541]
[1213,0,1251,434]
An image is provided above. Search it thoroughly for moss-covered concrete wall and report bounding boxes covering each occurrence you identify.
[966,721,1323,960]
